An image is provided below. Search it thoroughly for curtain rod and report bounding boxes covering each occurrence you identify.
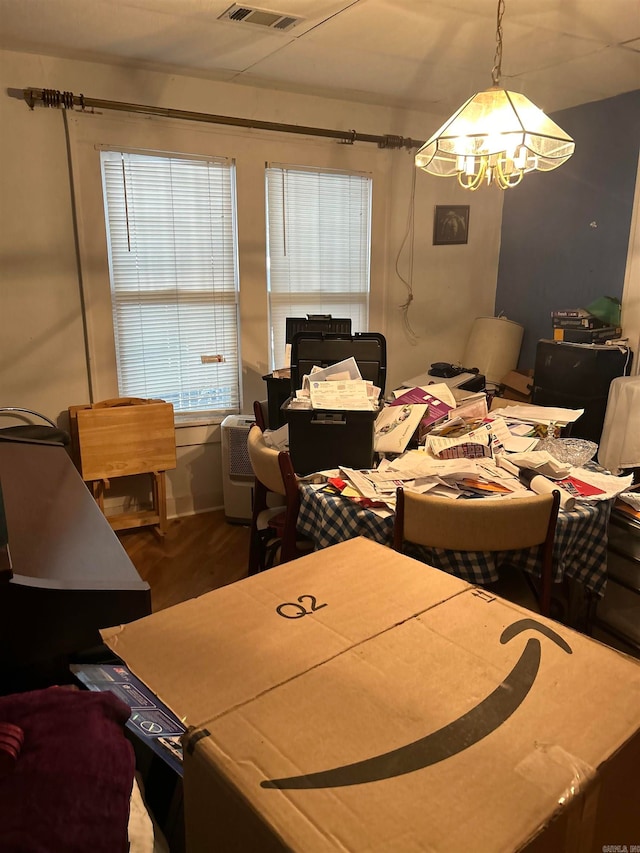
[13,87,425,151]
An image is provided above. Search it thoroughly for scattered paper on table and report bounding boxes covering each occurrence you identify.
[493,404,584,425]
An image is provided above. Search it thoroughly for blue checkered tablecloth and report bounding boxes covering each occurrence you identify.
[296,484,612,597]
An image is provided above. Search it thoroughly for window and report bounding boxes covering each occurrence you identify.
[265,164,372,369]
[100,150,240,416]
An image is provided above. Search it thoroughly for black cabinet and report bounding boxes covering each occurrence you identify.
[532,340,632,443]
[593,509,640,655]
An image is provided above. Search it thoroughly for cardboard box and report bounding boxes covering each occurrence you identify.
[500,369,534,402]
[103,539,640,852]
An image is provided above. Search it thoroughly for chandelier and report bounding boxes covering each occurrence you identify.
[415,0,575,190]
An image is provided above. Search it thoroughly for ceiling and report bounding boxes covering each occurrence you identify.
[1,0,639,115]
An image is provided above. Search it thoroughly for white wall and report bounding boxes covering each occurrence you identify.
[621,151,640,370]
[0,49,504,516]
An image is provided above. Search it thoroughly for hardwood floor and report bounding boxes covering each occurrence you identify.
[117,510,251,612]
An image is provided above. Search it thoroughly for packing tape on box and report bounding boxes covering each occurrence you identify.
[183,727,211,756]
[515,742,596,801]
[515,743,599,851]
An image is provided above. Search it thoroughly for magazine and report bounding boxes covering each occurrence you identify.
[374,404,428,454]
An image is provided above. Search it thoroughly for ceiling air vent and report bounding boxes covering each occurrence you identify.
[219,4,303,32]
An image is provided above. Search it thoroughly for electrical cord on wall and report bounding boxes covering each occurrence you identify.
[395,155,418,345]
[618,343,633,375]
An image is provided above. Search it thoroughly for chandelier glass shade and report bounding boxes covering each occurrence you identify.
[415,1,575,190]
[415,87,575,190]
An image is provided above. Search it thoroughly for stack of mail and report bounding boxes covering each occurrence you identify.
[290,357,381,411]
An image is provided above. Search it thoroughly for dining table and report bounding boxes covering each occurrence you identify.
[296,483,613,600]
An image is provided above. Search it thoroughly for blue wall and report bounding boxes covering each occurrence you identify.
[494,89,640,369]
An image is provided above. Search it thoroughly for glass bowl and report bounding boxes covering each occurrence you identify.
[536,437,598,467]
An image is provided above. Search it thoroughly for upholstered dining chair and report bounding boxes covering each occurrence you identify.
[393,487,561,616]
[246,425,311,574]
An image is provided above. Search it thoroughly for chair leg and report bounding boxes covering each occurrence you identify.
[248,480,269,575]
[277,455,309,565]
[583,591,598,636]
[539,577,551,618]
[248,527,265,575]
[264,538,282,571]
[91,479,107,514]
[152,470,168,537]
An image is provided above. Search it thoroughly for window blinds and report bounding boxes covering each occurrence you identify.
[101,150,240,415]
[265,164,372,370]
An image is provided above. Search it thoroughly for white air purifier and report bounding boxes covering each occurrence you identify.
[221,415,255,524]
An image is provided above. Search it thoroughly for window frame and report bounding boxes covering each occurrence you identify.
[66,111,389,429]
[265,162,373,371]
[99,147,242,418]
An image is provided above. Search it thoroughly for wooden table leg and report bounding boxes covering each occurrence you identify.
[152,471,168,538]
[91,479,108,514]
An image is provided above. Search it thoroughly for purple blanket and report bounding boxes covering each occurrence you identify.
[0,686,135,852]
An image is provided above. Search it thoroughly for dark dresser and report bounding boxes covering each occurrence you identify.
[593,505,640,655]
[0,440,151,675]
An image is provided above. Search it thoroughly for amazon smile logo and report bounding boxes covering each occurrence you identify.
[262,618,572,790]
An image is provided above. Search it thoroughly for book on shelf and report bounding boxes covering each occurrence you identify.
[550,308,592,319]
[553,325,623,344]
[552,315,607,329]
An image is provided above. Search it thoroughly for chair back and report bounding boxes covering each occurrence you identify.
[253,400,269,432]
[247,425,306,572]
[278,451,301,515]
[393,488,561,615]
[247,425,285,496]
[395,490,559,553]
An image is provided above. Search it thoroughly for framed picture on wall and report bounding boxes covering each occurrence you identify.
[433,205,470,245]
